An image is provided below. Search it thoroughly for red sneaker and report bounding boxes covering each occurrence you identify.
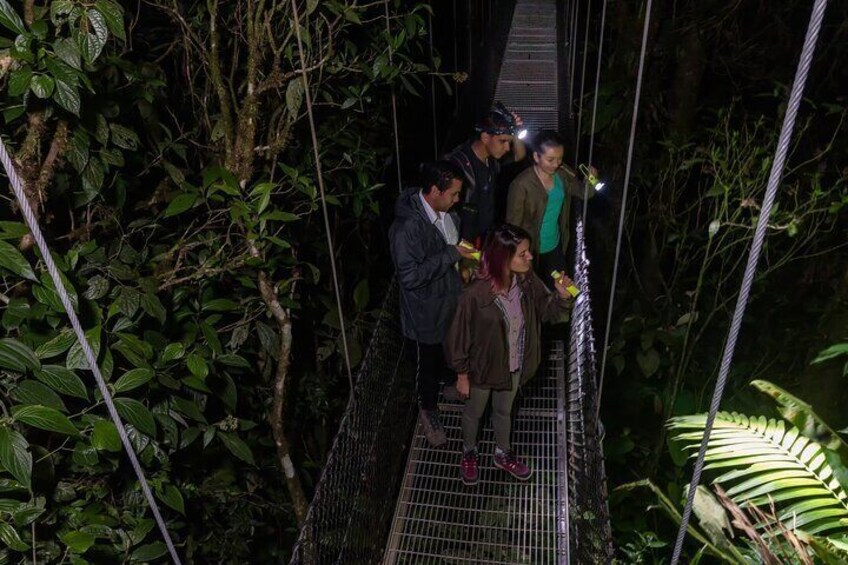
[494,449,532,481]
[460,449,478,486]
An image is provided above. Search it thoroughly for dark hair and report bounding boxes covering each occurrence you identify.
[420,160,464,195]
[531,129,564,156]
[474,111,513,138]
[477,224,532,293]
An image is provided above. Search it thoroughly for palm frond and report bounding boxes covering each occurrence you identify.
[669,412,848,536]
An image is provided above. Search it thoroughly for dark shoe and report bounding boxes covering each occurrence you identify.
[420,409,447,447]
[442,384,463,402]
[460,448,478,486]
[494,449,532,481]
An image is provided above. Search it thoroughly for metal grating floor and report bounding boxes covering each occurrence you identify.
[383,342,568,564]
[494,0,559,132]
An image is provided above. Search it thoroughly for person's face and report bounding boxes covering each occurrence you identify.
[431,178,462,212]
[509,239,533,274]
[534,144,564,176]
[482,133,513,159]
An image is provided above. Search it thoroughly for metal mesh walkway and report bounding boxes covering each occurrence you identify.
[383,344,568,564]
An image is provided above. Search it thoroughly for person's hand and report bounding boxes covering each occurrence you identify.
[554,273,575,299]
[588,165,600,178]
[510,111,524,128]
[456,244,479,261]
[456,373,470,398]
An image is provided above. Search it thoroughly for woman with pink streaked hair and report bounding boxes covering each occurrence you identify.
[445,224,574,486]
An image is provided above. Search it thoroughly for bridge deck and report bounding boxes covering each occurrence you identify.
[383,342,568,564]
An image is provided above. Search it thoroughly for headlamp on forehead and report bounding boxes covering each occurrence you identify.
[476,102,528,139]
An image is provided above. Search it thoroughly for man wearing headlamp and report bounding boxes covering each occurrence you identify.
[446,103,527,246]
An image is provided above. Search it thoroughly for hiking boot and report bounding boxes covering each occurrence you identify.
[420,409,447,447]
[494,449,533,481]
[460,448,479,486]
[442,383,464,402]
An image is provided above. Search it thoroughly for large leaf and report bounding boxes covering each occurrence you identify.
[218,432,255,466]
[0,240,37,281]
[12,404,79,436]
[0,0,26,35]
[0,521,28,551]
[114,368,154,393]
[66,326,101,371]
[0,426,32,489]
[94,0,125,41]
[0,338,41,373]
[12,380,68,413]
[670,411,848,535]
[114,398,156,436]
[35,365,88,400]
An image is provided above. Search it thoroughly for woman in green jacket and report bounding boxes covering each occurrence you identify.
[506,130,595,275]
[445,224,574,485]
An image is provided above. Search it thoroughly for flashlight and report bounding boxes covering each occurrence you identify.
[494,101,527,140]
[579,164,606,191]
[458,240,481,261]
[551,270,581,298]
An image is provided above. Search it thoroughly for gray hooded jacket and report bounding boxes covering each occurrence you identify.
[389,187,463,344]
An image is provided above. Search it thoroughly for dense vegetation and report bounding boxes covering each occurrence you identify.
[0,0,846,563]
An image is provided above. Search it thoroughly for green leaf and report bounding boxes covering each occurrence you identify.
[285,79,303,115]
[83,275,110,300]
[8,67,33,97]
[0,521,28,552]
[109,123,139,150]
[218,432,255,466]
[0,222,30,239]
[61,530,95,553]
[0,426,32,489]
[114,398,156,436]
[217,354,251,369]
[114,368,154,393]
[71,441,97,466]
[813,343,848,365]
[0,338,41,373]
[164,193,198,218]
[12,404,79,436]
[12,380,68,413]
[35,365,88,399]
[30,74,56,98]
[202,298,240,312]
[53,79,81,116]
[636,348,660,378]
[155,484,184,515]
[186,352,208,379]
[160,343,185,363]
[131,542,168,562]
[90,420,121,452]
[94,0,125,41]
[53,37,82,70]
[36,329,76,359]
[66,326,101,371]
[353,279,370,312]
[0,0,25,35]
[0,240,37,281]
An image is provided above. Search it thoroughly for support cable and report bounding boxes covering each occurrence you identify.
[670,0,829,561]
[427,3,438,159]
[596,0,653,419]
[290,0,354,391]
[0,141,183,565]
[384,0,404,191]
[574,0,593,167]
[582,0,608,227]
[568,0,580,117]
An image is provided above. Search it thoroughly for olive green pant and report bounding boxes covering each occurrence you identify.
[462,372,520,451]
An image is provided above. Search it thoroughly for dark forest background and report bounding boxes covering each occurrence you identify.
[0,0,846,562]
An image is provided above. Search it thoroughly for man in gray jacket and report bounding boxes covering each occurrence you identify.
[390,161,477,446]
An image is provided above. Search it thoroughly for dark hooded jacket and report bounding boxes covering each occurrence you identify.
[389,187,463,344]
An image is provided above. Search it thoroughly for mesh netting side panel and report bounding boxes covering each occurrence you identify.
[290,280,417,564]
[566,219,615,562]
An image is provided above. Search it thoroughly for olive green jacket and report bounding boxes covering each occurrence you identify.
[505,165,593,256]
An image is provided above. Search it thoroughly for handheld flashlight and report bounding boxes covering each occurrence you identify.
[551,270,581,298]
[579,164,606,191]
[458,240,481,261]
[494,101,527,140]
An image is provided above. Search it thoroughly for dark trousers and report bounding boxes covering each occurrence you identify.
[414,341,455,411]
[537,245,568,287]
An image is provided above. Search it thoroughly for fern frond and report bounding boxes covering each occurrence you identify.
[669,412,848,536]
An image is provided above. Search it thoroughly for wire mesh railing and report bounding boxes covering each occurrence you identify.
[289,281,418,564]
[565,218,615,562]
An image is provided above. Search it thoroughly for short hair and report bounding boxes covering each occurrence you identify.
[474,111,513,138]
[531,130,564,156]
[420,160,464,195]
[477,224,533,292]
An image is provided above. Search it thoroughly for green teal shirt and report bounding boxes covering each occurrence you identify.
[539,175,564,254]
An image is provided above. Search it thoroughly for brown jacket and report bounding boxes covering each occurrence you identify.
[445,272,572,391]
[505,165,592,256]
